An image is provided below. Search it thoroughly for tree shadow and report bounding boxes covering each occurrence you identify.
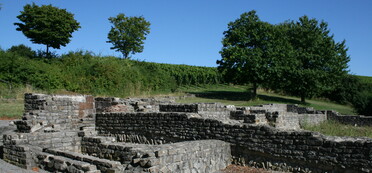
[257,94,304,105]
[188,91,251,101]
[187,90,304,105]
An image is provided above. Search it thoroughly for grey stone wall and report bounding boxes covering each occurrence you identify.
[3,93,372,173]
[2,130,81,169]
[81,136,231,173]
[327,110,372,126]
[2,93,95,170]
[230,105,327,130]
[160,103,235,120]
[17,93,95,133]
[96,112,372,172]
[95,96,176,113]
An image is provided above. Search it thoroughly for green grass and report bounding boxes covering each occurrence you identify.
[302,120,372,138]
[0,99,24,119]
[176,84,355,115]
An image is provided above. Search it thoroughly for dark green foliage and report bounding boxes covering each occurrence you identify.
[322,75,364,104]
[352,91,372,116]
[7,44,36,58]
[349,75,372,116]
[0,50,62,90]
[107,14,150,59]
[218,12,350,103]
[281,16,350,102]
[0,49,221,97]
[137,62,221,86]
[356,75,372,85]
[217,10,277,98]
[14,3,80,54]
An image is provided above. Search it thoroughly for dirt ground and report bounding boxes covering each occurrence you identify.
[221,165,271,173]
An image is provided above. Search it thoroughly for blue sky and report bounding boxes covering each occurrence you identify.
[1,0,371,76]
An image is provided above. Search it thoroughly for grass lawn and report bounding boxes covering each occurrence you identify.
[176,84,355,115]
[302,120,372,138]
[0,99,24,119]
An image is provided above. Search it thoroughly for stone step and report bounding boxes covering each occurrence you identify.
[37,151,100,173]
[43,148,124,173]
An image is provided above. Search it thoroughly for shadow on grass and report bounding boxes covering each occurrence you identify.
[188,90,304,105]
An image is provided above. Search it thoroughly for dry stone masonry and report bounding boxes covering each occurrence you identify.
[1,93,371,173]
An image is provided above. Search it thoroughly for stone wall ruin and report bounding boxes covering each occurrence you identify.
[1,93,371,173]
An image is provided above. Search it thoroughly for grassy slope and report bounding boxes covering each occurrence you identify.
[0,100,24,119]
[176,84,355,115]
[303,120,372,138]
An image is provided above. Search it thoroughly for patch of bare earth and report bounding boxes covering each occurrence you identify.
[221,165,270,173]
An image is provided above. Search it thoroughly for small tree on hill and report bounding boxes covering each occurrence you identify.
[107,13,150,59]
[14,3,80,55]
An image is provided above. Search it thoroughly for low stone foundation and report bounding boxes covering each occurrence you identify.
[81,136,231,172]
[96,112,371,172]
[328,110,372,126]
[1,93,371,173]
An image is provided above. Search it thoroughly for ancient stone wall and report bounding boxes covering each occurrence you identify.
[327,110,372,126]
[16,93,95,133]
[230,105,327,130]
[2,93,95,169]
[2,131,81,169]
[81,136,231,172]
[96,112,372,172]
[160,103,234,120]
[95,97,176,113]
[2,93,372,173]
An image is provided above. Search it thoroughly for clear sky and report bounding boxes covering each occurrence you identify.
[1,0,371,76]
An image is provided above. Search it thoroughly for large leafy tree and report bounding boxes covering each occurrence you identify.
[281,16,350,102]
[14,3,80,54]
[217,10,278,98]
[107,13,150,59]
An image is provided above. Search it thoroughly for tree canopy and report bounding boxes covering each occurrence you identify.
[217,11,350,103]
[280,16,350,102]
[217,11,276,98]
[14,3,80,54]
[107,13,151,59]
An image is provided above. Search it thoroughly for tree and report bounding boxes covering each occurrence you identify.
[7,44,36,58]
[281,16,350,103]
[322,74,363,104]
[107,13,150,59]
[14,3,80,55]
[217,10,278,98]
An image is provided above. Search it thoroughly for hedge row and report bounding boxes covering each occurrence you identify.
[0,50,222,97]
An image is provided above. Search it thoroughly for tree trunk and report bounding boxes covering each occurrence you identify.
[252,82,257,99]
[46,45,49,55]
[301,95,306,103]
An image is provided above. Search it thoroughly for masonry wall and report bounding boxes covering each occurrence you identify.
[328,111,372,126]
[3,93,95,169]
[2,131,81,169]
[81,136,231,172]
[17,93,95,132]
[95,97,176,113]
[96,112,372,172]
[159,103,234,120]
